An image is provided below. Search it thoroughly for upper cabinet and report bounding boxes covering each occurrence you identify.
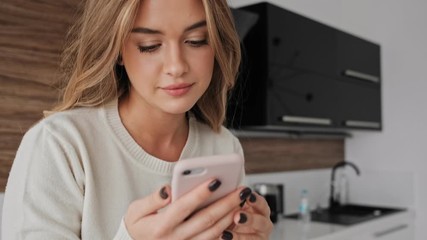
[228,2,382,133]
[267,4,338,77]
[337,31,381,83]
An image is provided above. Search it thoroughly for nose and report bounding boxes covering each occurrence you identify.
[163,43,189,78]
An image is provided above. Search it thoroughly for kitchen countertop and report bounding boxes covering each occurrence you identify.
[270,210,414,240]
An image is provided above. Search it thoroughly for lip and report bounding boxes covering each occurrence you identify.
[161,83,194,97]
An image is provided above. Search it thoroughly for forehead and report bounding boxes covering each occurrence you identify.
[134,0,206,29]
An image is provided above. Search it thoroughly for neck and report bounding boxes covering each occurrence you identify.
[118,95,189,162]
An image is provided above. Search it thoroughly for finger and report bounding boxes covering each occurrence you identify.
[174,186,252,237]
[234,211,274,233]
[189,209,236,240]
[245,192,271,217]
[163,178,223,226]
[125,185,171,224]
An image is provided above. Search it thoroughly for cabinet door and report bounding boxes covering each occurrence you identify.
[334,78,382,130]
[336,31,381,85]
[346,223,413,240]
[345,224,414,240]
[266,68,338,127]
[267,3,337,77]
[372,224,413,240]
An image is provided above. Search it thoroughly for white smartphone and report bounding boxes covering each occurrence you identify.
[171,153,244,209]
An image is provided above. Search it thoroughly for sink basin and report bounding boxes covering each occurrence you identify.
[286,204,405,226]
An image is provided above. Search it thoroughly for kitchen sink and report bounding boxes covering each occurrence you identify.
[286,204,405,226]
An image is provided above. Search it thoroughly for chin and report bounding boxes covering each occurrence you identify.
[156,93,203,115]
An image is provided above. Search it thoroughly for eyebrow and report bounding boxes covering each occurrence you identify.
[131,20,207,35]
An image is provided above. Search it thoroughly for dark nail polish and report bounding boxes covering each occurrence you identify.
[238,213,248,224]
[239,199,246,208]
[221,230,233,240]
[249,193,257,203]
[239,187,252,201]
[160,186,168,199]
[208,179,222,192]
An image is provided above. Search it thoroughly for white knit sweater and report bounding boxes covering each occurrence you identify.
[2,99,244,239]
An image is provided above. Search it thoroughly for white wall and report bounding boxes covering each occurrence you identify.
[341,1,427,240]
[230,0,427,239]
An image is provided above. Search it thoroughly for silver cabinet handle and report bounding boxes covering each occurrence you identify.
[282,115,332,125]
[343,69,380,83]
[374,224,408,238]
[344,120,380,128]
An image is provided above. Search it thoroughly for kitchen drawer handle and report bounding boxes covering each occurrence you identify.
[344,120,380,128]
[374,224,408,238]
[282,115,332,125]
[343,69,380,83]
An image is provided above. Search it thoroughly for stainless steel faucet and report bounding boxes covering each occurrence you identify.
[329,161,361,209]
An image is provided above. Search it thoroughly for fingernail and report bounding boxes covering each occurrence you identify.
[159,186,168,199]
[239,199,246,208]
[208,179,222,192]
[221,230,233,240]
[239,187,252,201]
[238,213,248,224]
[249,193,257,203]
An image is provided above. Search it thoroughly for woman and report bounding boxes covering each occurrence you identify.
[2,0,273,239]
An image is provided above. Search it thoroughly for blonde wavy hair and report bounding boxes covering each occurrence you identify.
[51,0,241,132]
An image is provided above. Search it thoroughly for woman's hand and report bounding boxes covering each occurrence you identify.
[123,179,253,240]
[225,192,274,240]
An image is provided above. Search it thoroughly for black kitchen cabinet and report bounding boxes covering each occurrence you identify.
[337,31,381,84]
[267,4,337,77]
[227,2,382,132]
[267,69,340,127]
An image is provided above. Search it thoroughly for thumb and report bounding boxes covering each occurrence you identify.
[125,185,171,225]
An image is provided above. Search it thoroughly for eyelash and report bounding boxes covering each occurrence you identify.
[138,44,160,53]
[186,39,208,47]
[137,39,208,53]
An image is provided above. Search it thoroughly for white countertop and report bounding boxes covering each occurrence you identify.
[270,210,414,240]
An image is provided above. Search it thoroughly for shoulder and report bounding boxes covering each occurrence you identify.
[15,106,103,181]
[23,106,103,146]
[42,106,100,129]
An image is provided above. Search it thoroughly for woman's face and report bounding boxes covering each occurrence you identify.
[121,0,215,116]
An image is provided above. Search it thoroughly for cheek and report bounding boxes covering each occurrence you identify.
[122,47,160,84]
[122,44,140,80]
[191,49,215,79]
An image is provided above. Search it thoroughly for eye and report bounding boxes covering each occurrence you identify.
[186,39,208,47]
[138,44,161,53]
